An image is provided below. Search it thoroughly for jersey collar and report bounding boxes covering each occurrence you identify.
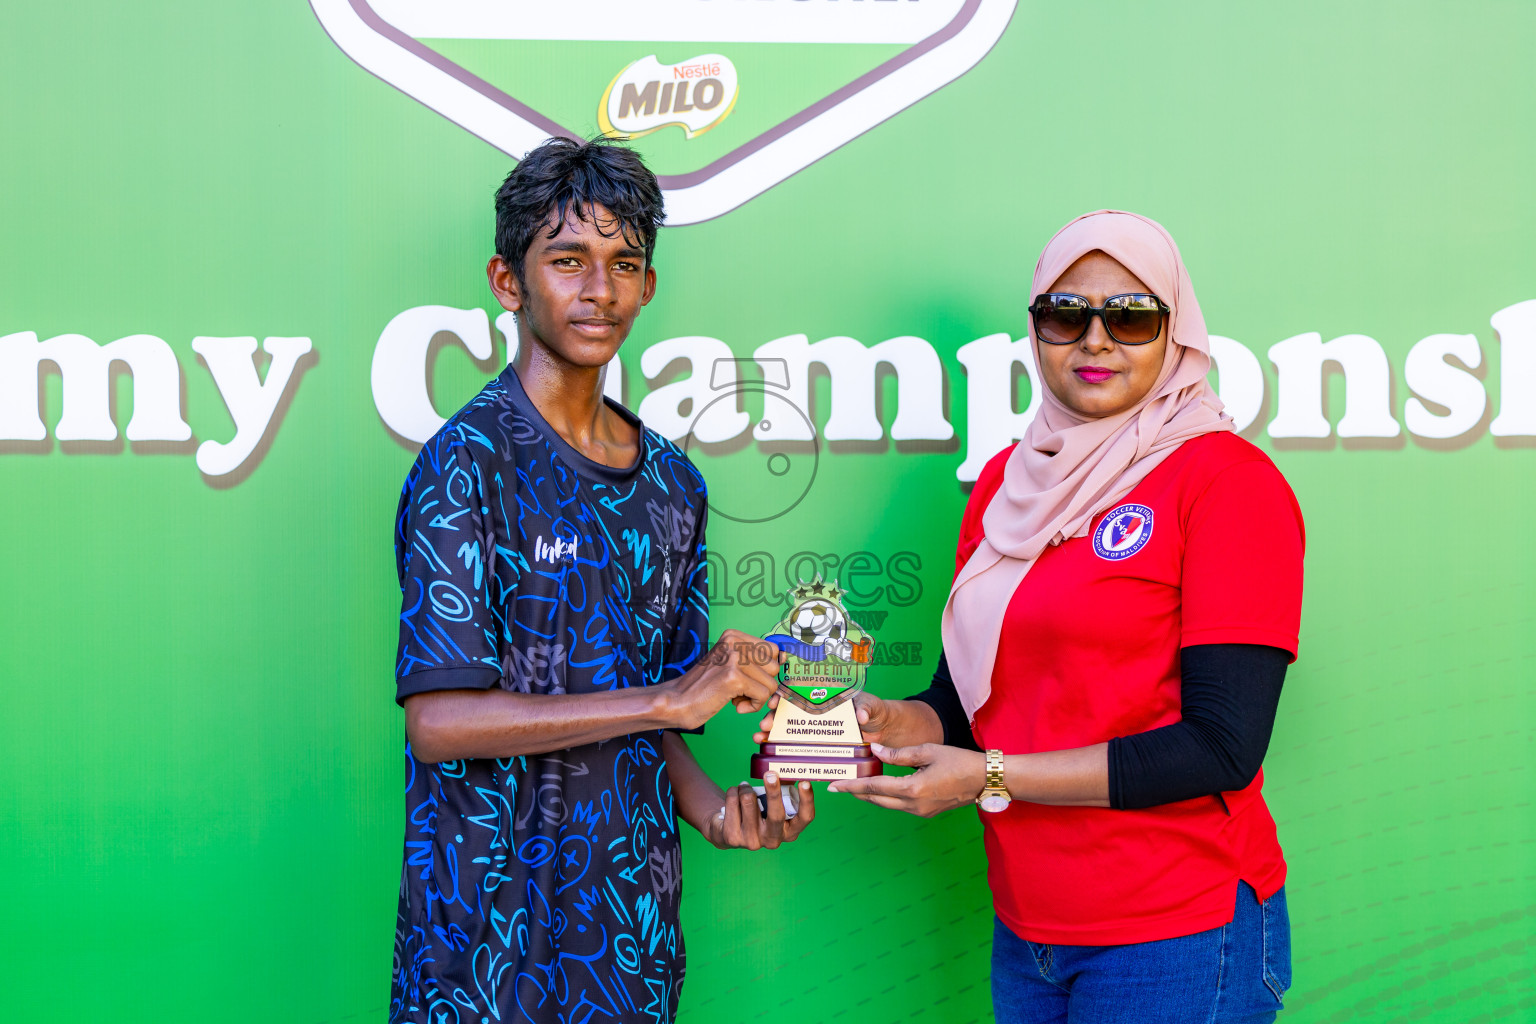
[501,366,645,485]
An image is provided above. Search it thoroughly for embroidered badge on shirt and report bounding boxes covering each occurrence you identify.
[1093,504,1154,560]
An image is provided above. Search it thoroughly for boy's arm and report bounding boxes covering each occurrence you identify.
[661,730,815,850]
[649,497,816,849]
[405,628,778,763]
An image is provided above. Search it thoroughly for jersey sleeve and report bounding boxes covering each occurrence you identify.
[393,431,503,704]
[1181,458,1306,658]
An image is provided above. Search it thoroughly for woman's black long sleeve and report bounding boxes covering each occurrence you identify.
[906,643,1289,807]
[907,650,982,751]
[1108,643,1287,809]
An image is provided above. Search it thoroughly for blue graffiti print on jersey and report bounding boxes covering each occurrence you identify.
[390,367,708,1024]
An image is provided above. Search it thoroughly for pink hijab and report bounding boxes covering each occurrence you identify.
[941,210,1233,720]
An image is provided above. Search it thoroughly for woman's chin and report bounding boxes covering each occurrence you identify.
[1062,391,1138,420]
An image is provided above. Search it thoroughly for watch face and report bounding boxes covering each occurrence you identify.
[979,792,1010,813]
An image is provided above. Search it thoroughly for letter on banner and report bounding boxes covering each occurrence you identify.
[371,306,493,444]
[1404,333,1486,440]
[1490,299,1536,436]
[0,331,192,441]
[1207,336,1265,433]
[1267,332,1401,438]
[638,336,748,442]
[751,334,953,442]
[955,333,1042,482]
[194,336,313,476]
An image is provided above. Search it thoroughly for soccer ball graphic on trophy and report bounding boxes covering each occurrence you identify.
[764,577,873,705]
[792,599,844,644]
[789,598,859,662]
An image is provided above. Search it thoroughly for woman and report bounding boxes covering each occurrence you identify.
[764,211,1304,1022]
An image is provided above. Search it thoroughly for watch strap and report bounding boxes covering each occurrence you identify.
[977,748,1008,809]
[984,749,1006,790]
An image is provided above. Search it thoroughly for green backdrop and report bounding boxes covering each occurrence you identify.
[2,2,1533,1021]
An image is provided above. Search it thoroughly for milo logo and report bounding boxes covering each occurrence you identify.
[309,0,1018,222]
[599,55,739,139]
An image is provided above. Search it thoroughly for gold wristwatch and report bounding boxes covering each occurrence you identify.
[977,749,1010,813]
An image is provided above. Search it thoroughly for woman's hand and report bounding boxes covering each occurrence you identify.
[703,772,817,850]
[752,692,938,747]
[827,742,986,818]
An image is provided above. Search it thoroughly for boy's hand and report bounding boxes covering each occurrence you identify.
[665,629,784,730]
[704,772,816,850]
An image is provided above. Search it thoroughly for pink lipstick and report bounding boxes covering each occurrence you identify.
[1074,367,1116,383]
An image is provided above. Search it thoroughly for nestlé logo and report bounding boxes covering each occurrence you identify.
[598,54,739,139]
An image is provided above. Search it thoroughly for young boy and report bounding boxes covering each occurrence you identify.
[389,138,814,1024]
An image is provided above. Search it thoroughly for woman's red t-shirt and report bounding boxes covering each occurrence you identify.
[962,431,1305,946]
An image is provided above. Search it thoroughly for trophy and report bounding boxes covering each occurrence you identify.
[750,576,883,781]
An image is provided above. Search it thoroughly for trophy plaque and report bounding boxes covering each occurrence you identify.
[750,576,883,781]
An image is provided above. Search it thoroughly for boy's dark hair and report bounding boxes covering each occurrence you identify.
[494,136,666,283]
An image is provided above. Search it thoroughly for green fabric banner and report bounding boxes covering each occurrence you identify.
[2,2,1533,1020]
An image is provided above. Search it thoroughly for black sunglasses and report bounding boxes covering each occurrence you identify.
[1028,292,1170,346]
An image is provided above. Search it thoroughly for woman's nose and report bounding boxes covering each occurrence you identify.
[1081,316,1115,354]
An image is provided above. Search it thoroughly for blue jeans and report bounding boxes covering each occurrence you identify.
[992,883,1291,1024]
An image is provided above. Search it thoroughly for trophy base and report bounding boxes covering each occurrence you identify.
[752,695,882,781]
[750,751,883,781]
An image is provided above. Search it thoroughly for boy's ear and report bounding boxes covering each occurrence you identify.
[486,255,523,313]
